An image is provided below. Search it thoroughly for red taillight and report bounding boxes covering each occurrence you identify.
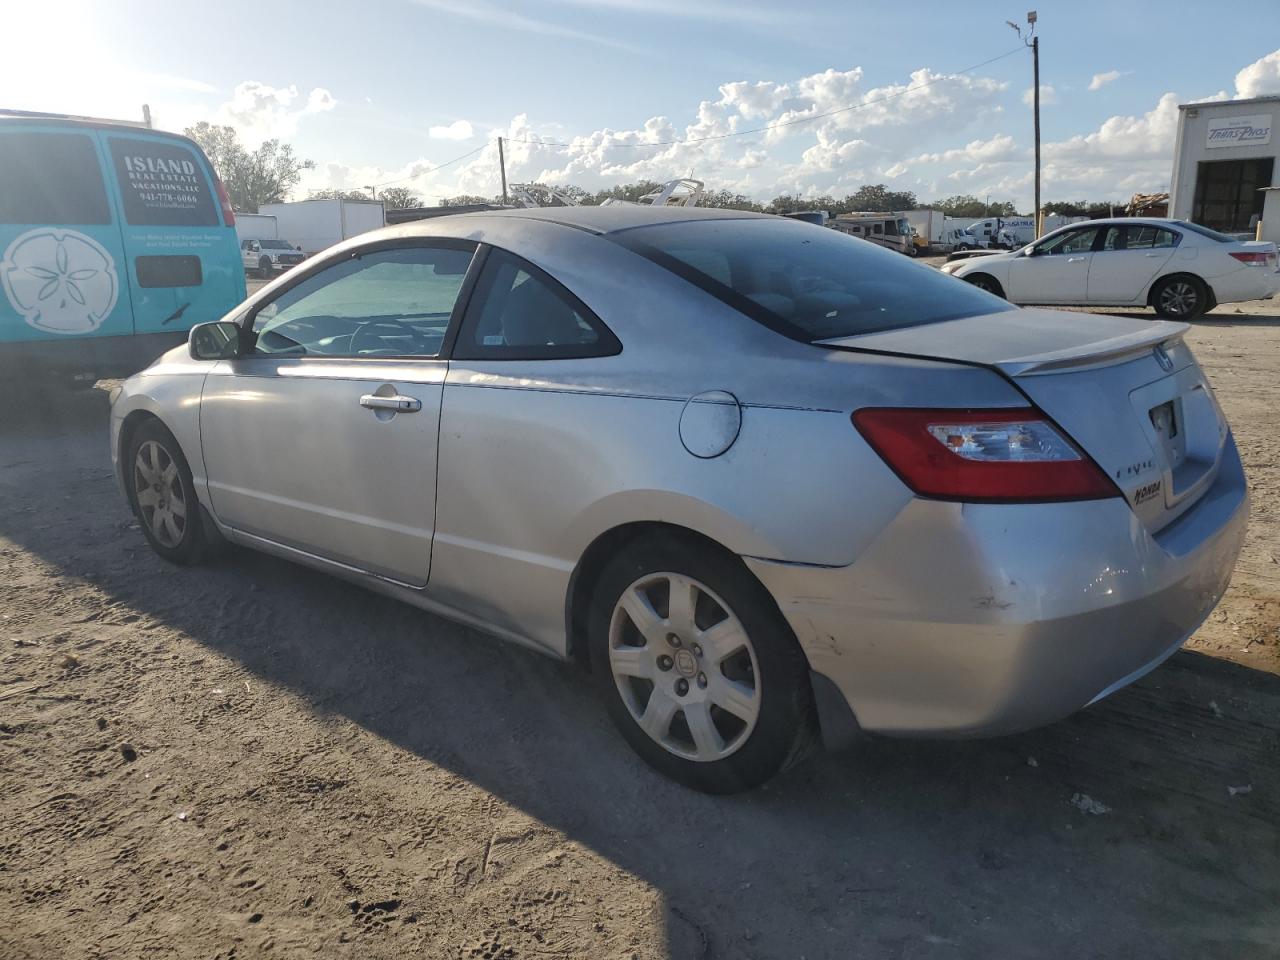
[1229,251,1271,266]
[852,408,1119,503]
[215,178,236,227]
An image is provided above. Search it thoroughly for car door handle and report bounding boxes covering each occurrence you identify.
[1144,252,1164,257]
[1067,256,1086,263]
[360,394,422,413]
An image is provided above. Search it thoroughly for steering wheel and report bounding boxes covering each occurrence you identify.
[349,320,416,356]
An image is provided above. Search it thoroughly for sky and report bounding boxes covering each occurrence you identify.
[4,0,1280,210]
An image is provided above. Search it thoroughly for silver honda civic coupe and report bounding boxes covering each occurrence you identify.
[110,206,1248,793]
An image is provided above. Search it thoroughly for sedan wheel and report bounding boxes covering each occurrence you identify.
[1153,276,1208,320]
[609,571,761,762]
[589,536,815,793]
[126,419,212,565]
[134,440,187,548]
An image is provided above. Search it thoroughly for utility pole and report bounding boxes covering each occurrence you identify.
[498,136,509,205]
[1007,12,1040,236]
[365,185,377,201]
[1032,21,1041,237]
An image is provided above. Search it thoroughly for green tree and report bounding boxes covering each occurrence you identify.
[438,194,502,206]
[927,195,1019,218]
[584,181,665,205]
[698,189,764,212]
[377,187,423,209]
[842,184,918,212]
[309,188,373,201]
[184,122,314,213]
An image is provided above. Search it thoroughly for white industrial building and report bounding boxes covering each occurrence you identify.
[1170,96,1279,242]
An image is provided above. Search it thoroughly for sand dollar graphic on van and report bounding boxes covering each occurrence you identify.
[1,228,119,335]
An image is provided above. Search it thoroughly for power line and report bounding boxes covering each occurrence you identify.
[369,142,489,188]
[501,46,1026,150]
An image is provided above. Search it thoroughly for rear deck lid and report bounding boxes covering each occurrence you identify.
[820,308,1227,531]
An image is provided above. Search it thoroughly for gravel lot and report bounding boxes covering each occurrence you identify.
[2,298,1279,959]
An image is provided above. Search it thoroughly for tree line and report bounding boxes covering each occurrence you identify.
[185,123,1121,219]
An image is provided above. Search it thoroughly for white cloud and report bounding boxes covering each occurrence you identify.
[1235,49,1280,98]
[1022,84,1057,106]
[1089,70,1121,92]
[430,119,475,140]
[909,134,1020,166]
[213,81,336,147]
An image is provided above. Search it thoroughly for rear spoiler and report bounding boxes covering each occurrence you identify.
[996,322,1190,376]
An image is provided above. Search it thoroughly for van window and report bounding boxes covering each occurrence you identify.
[0,131,111,225]
[107,136,219,227]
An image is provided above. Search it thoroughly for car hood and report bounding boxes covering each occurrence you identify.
[816,307,1189,376]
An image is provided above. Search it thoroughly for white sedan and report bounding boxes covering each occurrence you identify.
[942,218,1280,319]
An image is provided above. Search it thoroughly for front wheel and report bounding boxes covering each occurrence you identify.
[257,257,273,279]
[965,274,1006,298]
[1152,275,1209,320]
[589,536,815,793]
[126,419,211,565]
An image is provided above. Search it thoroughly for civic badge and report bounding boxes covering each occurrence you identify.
[1153,344,1174,372]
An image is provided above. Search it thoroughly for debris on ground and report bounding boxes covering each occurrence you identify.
[1228,785,1253,798]
[1070,793,1111,816]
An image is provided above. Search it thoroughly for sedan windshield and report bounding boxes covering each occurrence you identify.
[614,217,1013,341]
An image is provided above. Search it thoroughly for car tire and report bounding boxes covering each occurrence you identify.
[125,419,211,566]
[258,257,272,279]
[965,273,1006,298]
[588,535,816,793]
[1152,275,1209,321]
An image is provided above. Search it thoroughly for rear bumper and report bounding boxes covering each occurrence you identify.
[747,436,1249,738]
[1210,268,1280,304]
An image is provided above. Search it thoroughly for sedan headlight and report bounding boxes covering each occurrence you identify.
[940,261,962,274]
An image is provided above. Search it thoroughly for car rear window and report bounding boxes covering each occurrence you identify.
[0,131,111,225]
[107,135,220,227]
[1176,221,1236,243]
[613,218,1013,342]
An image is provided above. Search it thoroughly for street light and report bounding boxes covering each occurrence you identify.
[1008,11,1041,237]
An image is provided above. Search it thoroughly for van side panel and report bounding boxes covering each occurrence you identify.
[98,130,246,336]
[0,124,136,344]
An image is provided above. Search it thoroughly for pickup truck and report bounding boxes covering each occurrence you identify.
[240,238,306,278]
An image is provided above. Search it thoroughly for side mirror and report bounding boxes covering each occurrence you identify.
[189,321,243,361]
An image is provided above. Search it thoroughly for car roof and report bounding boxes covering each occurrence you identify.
[441,204,774,235]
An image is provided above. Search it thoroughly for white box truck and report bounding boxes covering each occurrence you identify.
[256,198,386,256]
[234,213,278,245]
[905,209,946,250]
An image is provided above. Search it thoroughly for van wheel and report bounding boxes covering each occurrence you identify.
[1152,275,1208,320]
[257,257,272,279]
[588,535,816,793]
[125,419,211,565]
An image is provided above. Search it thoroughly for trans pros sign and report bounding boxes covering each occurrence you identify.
[1206,113,1273,148]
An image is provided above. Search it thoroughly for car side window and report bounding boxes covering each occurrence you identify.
[453,248,621,360]
[250,243,476,358]
[1100,226,1125,251]
[1040,226,1100,255]
[1126,226,1178,250]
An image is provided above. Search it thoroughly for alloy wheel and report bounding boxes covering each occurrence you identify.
[133,440,187,549]
[1159,281,1198,317]
[608,572,761,762]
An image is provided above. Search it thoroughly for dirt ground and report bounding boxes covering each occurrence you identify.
[2,300,1279,959]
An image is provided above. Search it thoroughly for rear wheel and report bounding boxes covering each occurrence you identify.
[1152,275,1208,320]
[965,273,1005,298]
[589,536,815,793]
[126,419,210,565]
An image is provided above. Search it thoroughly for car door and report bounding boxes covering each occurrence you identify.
[1086,225,1179,303]
[1005,224,1101,303]
[198,239,478,587]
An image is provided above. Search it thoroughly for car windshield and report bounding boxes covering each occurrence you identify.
[614,217,1012,342]
[1175,221,1237,243]
[258,239,294,250]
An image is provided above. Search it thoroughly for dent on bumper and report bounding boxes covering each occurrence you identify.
[748,437,1249,738]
